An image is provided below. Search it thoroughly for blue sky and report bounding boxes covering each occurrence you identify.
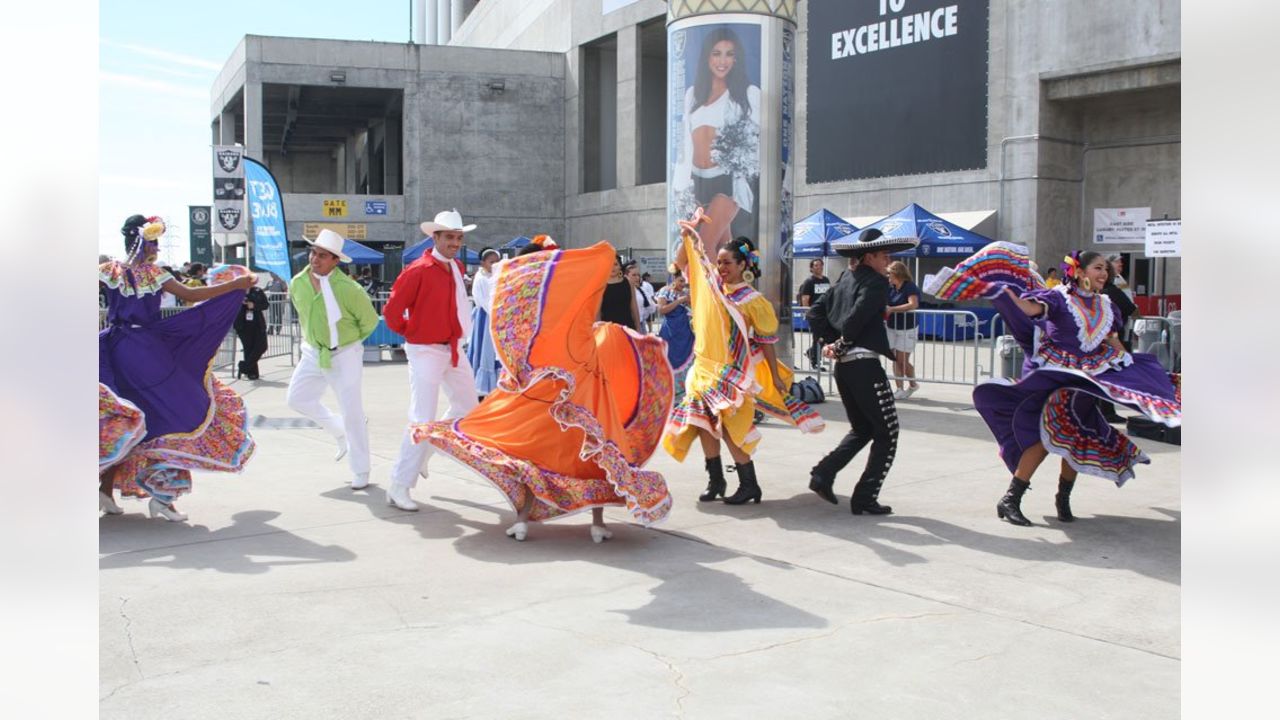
[99,1,417,261]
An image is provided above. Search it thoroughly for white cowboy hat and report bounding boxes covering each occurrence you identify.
[306,228,352,263]
[420,209,477,236]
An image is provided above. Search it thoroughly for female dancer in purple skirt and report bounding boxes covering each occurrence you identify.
[99,215,257,521]
[924,243,1180,526]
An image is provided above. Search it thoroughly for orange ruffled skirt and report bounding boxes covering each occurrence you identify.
[414,241,674,525]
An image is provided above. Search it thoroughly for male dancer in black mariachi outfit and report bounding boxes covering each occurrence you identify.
[805,228,919,515]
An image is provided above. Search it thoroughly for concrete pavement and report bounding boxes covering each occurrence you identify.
[100,353,1180,719]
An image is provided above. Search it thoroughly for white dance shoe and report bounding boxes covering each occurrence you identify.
[590,525,613,544]
[386,484,419,512]
[505,521,529,541]
[350,473,370,490]
[334,437,348,462]
[148,498,188,522]
[99,492,124,516]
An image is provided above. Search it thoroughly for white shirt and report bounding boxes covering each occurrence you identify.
[315,271,342,349]
[472,268,495,314]
[638,282,657,320]
[432,248,472,336]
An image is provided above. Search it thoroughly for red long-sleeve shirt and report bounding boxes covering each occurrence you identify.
[382,254,467,363]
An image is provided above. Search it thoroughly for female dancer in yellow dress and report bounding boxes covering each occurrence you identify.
[662,210,824,505]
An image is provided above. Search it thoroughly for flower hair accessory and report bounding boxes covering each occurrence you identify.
[1060,251,1082,282]
[531,234,558,250]
[141,217,166,242]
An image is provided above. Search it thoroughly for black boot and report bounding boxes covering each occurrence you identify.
[850,496,893,515]
[699,457,726,502]
[996,477,1033,526]
[808,472,838,505]
[723,461,762,505]
[1055,477,1076,522]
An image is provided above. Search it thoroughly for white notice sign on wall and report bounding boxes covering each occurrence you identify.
[1093,207,1151,245]
[1145,219,1181,258]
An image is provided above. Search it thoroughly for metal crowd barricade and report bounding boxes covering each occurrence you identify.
[785,308,991,391]
[880,309,986,386]
[789,306,834,392]
[261,291,297,365]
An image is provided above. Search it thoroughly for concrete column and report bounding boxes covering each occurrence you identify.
[384,115,402,195]
[616,25,640,189]
[243,81,264,161]
[334,145,346,193]
[344,135,359,194]
[416,0,427,43]
[219,109,237,144]
[564,49,582,198]
[450,0,464,35]
[425,0,439,45]
[436,0,450,45]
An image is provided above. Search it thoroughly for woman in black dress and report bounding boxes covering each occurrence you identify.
[235,277,270,380]
[599,254,641,331]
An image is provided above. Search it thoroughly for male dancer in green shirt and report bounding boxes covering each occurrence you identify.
[287,229,380,488]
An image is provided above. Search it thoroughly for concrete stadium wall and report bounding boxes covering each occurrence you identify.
[218,36,568,257]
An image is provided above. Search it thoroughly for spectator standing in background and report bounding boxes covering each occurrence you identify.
[797,258,831,307]
[885,261,921,400]
[625,262,653,332]
[1098,258,1142,423]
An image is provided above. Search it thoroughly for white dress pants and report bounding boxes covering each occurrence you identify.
[390,343,479,490]
[287,343,370,475]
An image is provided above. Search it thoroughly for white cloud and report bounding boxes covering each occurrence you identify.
[100,39,222,71]
[99,174,196,191]
[134,62,211,80]
[99,71,207,100]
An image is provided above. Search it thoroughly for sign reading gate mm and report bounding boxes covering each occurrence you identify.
[322,199,349,218]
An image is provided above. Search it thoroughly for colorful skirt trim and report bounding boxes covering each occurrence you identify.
[102,363,255,503]
[415,363,672,526]
[99,383,146,474]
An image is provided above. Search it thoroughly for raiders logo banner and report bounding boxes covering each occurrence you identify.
[217,206,243,231]
[213,145,246,234]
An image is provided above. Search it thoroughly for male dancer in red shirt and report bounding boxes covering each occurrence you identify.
[383,209,480,511]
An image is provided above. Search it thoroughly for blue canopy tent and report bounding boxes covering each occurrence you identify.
[502,235,532,251]
[342,239,386,264]
[402,237,484,265]
[792,209,857,258]
[291,238,386,266]
[839,203,1000,338]
[838,203,993,259]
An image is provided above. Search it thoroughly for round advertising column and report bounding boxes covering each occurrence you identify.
[666,0,798,360]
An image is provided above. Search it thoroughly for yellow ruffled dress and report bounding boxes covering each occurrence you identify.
[661,228,822,462]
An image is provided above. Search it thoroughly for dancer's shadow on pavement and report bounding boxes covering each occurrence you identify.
[319,484,476,541]
[699,493,1180,585]
[374,493,827,634]
[98,510,357,574]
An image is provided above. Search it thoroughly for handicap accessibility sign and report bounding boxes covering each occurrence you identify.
[364,200,388,215]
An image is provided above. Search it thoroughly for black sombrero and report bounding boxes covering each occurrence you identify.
[831,228,920,257]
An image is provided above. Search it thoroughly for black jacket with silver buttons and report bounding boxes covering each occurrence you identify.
[805,264,893,360]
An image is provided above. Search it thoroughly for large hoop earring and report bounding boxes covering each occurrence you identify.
[742,270,756,283]
[1080,277,1092,292]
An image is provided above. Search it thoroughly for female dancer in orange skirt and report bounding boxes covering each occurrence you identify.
[414,236,673,542]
